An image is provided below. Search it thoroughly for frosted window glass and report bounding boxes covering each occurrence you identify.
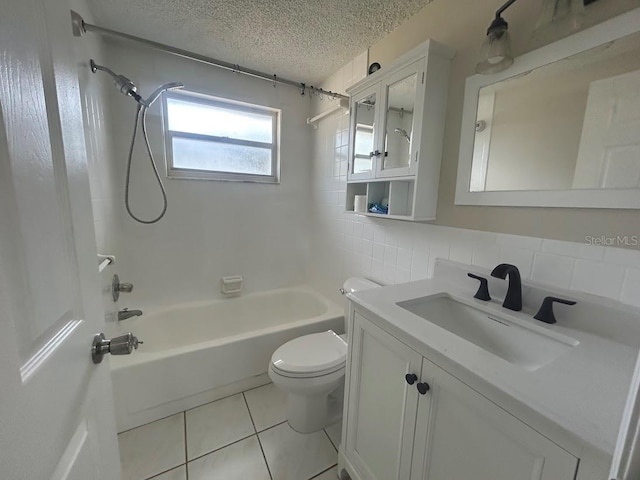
[172,137,272,175]
[167,98,273,143]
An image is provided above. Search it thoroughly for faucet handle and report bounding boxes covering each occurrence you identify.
[467,273,491,301]
[117,282,133,293]
[534,296,577,324]
[109,332,143,355]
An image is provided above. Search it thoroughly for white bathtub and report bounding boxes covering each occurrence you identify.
[110,286,343,432]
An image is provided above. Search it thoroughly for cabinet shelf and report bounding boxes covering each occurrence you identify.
[346,179,417,219]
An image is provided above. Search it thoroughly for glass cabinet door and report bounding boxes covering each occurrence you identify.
[378,61,424,178]
[349,88,379,180]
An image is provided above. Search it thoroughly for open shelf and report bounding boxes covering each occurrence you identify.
[346,180,416,218]
[346,183,368,212]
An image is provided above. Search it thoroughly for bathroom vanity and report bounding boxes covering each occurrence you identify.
[338,260,640,480]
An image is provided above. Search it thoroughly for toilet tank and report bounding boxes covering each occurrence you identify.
[341,277,381,334]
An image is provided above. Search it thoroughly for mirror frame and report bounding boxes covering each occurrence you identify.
[455,7,640,209]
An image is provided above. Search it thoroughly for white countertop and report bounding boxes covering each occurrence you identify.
[348,262,640,456]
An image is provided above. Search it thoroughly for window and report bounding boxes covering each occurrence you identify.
[163,91,280,183]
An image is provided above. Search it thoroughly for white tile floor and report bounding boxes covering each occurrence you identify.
[118,383,341,480]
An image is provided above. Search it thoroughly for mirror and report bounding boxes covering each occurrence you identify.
[352,92,377,175]
[456,8,640,208]
[384,73,417,171]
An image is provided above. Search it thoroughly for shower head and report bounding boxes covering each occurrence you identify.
[90,59,142,103]
[394,128,411,144]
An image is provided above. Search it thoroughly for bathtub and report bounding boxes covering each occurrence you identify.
[110,286,343,432]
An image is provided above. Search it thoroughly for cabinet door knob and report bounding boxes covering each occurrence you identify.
[405,373,418,385]
[417,382,430,395]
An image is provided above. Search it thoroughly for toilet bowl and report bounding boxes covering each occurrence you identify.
[268,278,380,433]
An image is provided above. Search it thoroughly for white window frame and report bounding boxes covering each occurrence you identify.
[162,90,280,183]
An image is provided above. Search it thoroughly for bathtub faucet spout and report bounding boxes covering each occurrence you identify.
[118,308,143,321]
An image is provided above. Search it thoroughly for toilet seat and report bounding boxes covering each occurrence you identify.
[270,330,347,378]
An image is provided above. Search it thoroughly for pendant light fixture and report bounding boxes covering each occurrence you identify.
[476,0,520,75]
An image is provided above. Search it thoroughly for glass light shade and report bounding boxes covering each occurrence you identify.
[476,25,514,74]
[533,0,585,42]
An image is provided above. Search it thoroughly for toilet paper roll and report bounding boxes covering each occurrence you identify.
[354,195,368,213]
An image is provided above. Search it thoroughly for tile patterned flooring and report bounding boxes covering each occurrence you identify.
[118,383,341,480]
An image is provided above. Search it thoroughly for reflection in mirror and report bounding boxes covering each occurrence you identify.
[353,93,376,175]
[471,30,640,192]
[384,73,417,171]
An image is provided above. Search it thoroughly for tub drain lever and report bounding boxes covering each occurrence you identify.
[91,332,143,364]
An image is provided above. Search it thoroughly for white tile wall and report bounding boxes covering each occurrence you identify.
[97,39,315,310]
[71,0,122,329]
[308,55,640,310]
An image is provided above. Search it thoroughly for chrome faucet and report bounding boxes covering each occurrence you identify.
[490,263,522,311]
[118,308,143,321]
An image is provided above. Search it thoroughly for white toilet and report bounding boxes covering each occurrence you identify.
[268,277,380,433]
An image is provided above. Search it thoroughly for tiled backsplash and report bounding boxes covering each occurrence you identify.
[309,56,640,309]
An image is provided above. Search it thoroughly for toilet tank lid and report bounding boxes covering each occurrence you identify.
[342,277,381,294]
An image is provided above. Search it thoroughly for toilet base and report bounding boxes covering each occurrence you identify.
[285,382,344,433]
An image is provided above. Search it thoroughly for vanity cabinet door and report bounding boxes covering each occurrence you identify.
[344,313,423,480]
[411,357,578,480]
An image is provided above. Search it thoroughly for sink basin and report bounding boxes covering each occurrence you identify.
[397,294,578,371]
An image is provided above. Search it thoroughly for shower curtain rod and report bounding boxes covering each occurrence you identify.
[70,10,348,101]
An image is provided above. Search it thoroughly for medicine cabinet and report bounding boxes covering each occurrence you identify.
[346,39,454,221]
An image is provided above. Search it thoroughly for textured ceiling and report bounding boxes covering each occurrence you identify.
[86,0,433,84]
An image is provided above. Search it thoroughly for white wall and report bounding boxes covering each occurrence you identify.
[310,55,640,310]
[71,0,122,325]
[99,38,314,310]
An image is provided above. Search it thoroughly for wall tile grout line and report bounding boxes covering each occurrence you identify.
[242,392,274,480]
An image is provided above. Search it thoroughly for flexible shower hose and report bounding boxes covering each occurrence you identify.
[124,102,168,224]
